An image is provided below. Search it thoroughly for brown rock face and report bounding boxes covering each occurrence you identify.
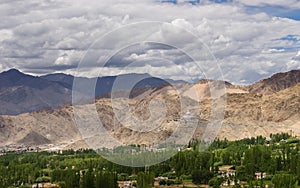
[245,69,300,94]
[0,70,299,148]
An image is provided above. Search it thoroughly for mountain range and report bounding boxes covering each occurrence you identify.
[1,69,299,116]
[0,69,174,115]
[0,69,299,149]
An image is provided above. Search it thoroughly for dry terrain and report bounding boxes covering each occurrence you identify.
[0,70,299,149]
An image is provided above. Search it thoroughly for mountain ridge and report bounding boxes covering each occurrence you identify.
[244,69,300,94]
[0,69,182,115]
[1,69,299,115]
[0,69,299,148]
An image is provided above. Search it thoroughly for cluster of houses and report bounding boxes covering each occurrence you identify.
[31,182,137,188]
[0,144,40,154]
[0,143,70,154]
[218,165,266,186]
[32,183,59,188]
[218,166,239,186]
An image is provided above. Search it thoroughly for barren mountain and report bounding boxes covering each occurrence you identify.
[245,69,300,94]
[0,70,299,149]
[210,82,300,140]
[0,69,72,115]
[0,69,181,115]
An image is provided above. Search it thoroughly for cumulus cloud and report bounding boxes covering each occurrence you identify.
[0,0,299,84]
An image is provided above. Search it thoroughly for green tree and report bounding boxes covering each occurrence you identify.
[272,174,297,188]
[136,172,154,188]
[192,169,213,184]
[80,168,95,188]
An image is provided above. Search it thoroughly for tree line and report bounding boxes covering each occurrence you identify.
[0,133,299,187]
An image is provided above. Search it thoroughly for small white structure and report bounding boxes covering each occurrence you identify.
[32,183,59,188]
[118,181,136,188]
[154,176,168,181]
[255,172,267,180]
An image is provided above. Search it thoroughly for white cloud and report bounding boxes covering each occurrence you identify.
[287,51,300,70]
[0,29,12,42]
[0,0,299,84]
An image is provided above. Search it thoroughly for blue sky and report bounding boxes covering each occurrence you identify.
[246,5,300,20]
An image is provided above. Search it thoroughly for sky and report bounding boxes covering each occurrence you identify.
[0,0,300,84]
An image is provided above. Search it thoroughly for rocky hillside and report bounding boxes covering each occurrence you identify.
[0,69,299,149]
[245,69,300,94]
[211,82,300,140]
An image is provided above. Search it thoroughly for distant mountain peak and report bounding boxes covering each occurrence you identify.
[246,69,300,94]
[0,69,33,86]
[3,68,24,75]
[6,68,19,72]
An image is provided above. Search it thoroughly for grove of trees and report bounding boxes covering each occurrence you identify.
[0,133,299,187]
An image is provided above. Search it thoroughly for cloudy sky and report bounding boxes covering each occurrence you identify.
[0,0,300,84]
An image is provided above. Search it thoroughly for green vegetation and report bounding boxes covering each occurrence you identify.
[0,133,300,187]
[137,172,154,188]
